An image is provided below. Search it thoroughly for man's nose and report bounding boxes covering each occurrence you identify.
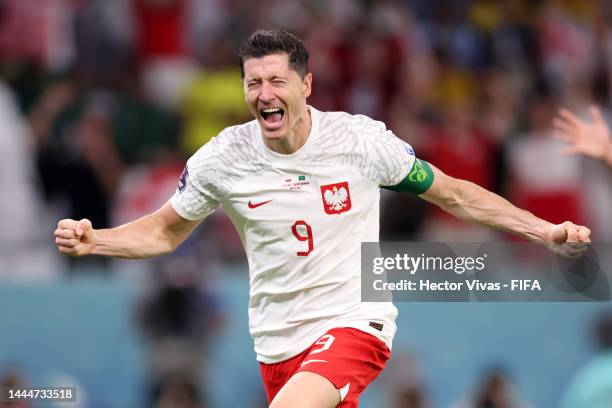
[259,82,275,103]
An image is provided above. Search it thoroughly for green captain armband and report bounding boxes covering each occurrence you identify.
[383,159,434,194]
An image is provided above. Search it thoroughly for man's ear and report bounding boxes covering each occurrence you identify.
[302,72,312,97]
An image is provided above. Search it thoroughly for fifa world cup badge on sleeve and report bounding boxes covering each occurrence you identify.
[320,182,352,215]
[178,166,188,193]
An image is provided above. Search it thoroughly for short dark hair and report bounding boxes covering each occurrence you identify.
[238,29,309,79]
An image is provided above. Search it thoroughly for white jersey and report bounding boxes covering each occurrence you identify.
[171,107,416,363]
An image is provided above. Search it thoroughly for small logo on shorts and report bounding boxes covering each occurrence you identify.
[300,359,327,368]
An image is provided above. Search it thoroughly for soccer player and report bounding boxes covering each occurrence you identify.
[54,30,591,408]
[553,106,612,168]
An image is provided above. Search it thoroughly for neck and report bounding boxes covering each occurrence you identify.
[264,107,312,155]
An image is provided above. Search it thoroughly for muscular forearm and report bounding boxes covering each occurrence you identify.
[437,179,554,243]
[417,164,590,254]
[92,212,178,258]
[91,201,199,259]
[55,202,199,258]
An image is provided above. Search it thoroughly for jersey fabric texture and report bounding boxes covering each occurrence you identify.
[259,327,390,407]
[171,106,416,363]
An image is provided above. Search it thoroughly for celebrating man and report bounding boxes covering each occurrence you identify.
[55,30,590,408]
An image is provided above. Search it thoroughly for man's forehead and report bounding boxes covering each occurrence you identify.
[243,53,293,78]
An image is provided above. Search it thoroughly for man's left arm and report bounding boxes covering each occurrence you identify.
[393,161,591,256]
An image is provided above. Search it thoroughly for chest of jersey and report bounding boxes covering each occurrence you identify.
[222,162,379,262]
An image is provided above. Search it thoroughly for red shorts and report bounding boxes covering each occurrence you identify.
[259,327,391,407]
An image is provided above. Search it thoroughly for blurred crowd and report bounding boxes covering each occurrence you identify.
[1,0,612,407]
[2,0,612,273]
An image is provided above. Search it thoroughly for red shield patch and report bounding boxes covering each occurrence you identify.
[320,182,352,215]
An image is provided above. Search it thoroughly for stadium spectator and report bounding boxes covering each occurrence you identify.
[380,351,430,408]
[0,80,56,280]
[505,91,587,226]
[0,367,32,408]
[137,255,223,407]
[451,366,534,408]
[133,0,198,110]
[560,312,612,408]
[553,105,612,168]
[551,105,612,240]
[32,87,123,274]
[179,37,251,155]
[152,376,203,408]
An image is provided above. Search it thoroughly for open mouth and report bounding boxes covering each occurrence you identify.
[260,107,285,127]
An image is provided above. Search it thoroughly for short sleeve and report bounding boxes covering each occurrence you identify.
[354,116,416,186]
[170,141,224,220]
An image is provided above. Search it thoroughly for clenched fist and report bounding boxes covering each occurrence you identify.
[54,218,95,256]
[547,221,591,258]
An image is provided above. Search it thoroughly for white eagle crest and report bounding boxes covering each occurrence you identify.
[324,186,349,211]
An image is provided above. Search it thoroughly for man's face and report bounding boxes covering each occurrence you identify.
[243,53,312,140]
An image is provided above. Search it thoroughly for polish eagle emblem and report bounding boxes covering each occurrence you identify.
[324,186,348,211]
[320,182,352,215]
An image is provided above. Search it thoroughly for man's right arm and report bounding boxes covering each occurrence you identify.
[54,201,201,259]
